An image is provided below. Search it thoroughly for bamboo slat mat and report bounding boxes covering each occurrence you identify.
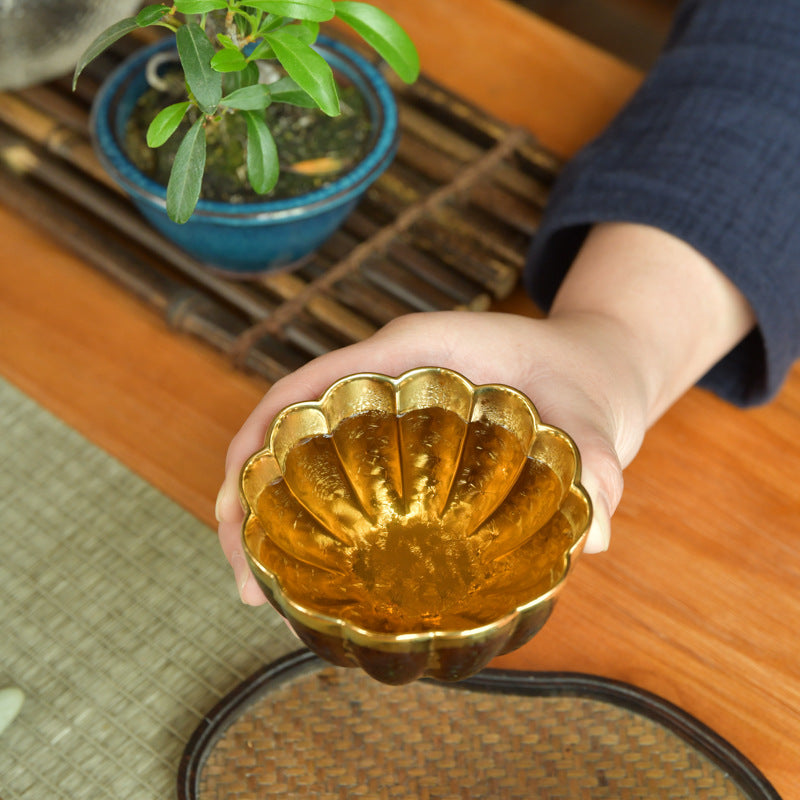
[0,377,298,800]
[0,30,558,386]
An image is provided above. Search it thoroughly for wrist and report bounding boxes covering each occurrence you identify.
[549,222,755,427]
[541,310,651,468]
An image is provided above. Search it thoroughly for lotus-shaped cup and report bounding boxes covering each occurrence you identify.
[241,367,591,684]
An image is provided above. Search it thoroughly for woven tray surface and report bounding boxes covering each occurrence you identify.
[0,28,558,387]
[0,378,298,800]
[189,660,751,800]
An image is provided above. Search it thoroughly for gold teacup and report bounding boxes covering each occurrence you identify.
[240,367,591,684]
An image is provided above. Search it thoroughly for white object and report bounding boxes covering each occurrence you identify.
[0,686,25,735]
[0,0,141,89]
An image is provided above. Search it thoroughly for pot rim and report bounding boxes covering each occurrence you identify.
[90,34,399,222]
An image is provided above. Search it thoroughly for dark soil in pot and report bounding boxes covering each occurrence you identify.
[123,67,373,205]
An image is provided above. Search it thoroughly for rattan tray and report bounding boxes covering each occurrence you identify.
[179,649,781,800]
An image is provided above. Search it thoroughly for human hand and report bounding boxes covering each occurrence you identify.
[215,309,651,605]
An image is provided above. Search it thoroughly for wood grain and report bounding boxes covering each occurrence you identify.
[1,1,798,797]
[334,0,643,157]
[0,205,267,523]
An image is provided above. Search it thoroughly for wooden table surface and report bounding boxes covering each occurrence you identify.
[2,1,798,796]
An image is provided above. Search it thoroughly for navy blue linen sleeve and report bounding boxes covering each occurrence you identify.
[524,0,800,406]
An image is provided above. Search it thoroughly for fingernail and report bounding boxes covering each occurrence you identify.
[215,479,233,522]
[597,490,612,551]
[230,550,250,603]
[596,518,611,552]
[585,491,611,553]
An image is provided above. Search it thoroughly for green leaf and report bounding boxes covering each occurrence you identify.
[267,76,317,108]
[210,48,249,72]
[226,61,261,92]
[174,0,229,12]
[256,13,285,34]
[264,29,339,116]
[334,1,420,83]
[247,40,275,61]
[72,16,140,88]
[166,117,207,224]
[136,4,172,25]
[73,4,174,88]
[245,0,335,22]
[177,22,222,112]
[283,19,320,45]
[242,111,279,194]
[216,33,238,50]
[146,101,191,147]
[221,84,272,110]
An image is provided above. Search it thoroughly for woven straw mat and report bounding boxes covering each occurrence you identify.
[0,378,297,800]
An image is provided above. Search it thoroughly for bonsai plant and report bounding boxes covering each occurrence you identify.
[74,1,419,273]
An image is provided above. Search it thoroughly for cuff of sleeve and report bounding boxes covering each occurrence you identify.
[524,170,790,407]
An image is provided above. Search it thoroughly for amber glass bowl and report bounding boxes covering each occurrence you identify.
[240,367,591,684]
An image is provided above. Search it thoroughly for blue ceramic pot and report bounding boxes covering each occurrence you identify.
[91,36,399,275]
